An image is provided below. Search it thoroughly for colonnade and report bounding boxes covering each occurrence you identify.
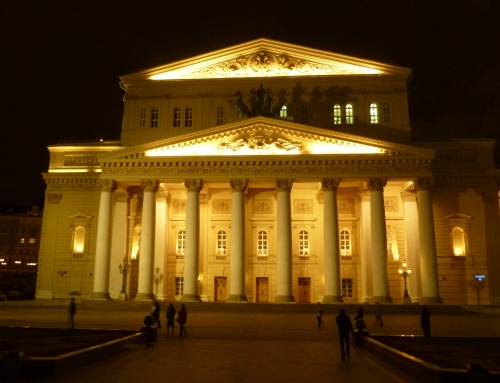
[92,177,442,304]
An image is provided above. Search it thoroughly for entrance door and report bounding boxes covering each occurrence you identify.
[214,277,227,302]
[298,278,311,303]
[256,277,269,303]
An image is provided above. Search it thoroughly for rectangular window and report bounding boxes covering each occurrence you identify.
[342,278,353,298]
[345,104,353,124]
[216,106,224,125]
[370,103,378,124]
[383,103,390,123]
[20,238,25,244]
[173,108,181,127]
[176,230,186,256]
[150,108,159,128]
[257,230,268,257]
[139,108,147,128]
[185,107,193,127]
[175,277,184,296]
[29,238,36,244]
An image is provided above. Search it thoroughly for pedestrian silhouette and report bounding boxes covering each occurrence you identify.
[166,303,176,335]
[316,302,324,327]
[374,302,383,326]
[336,308,355,360]
[420,305,431,337]
[151,300,161,328]
[177,304,188,336]
[69,298,76,329]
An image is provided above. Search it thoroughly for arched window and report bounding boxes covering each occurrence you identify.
[69,213,92,259]
[216,106,224,125]
[257,229,268,257]
[173,107,181,127]
[150,107,159,127]
[299,230,310,256]
[340,229,351,256]
[176,230,186,256]
[370,103,378,124]
[333,104,342,125]
[139,108,147,128]
[452,227,467,256]
[72,226,86,254]
[279,104,287,118]
[345,104,354,124]
[445,213,471,257]
[383,102,391,123]
[185,107,193,127]
[217,229,227,255]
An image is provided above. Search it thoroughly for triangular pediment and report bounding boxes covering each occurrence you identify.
[100,117,434,162]
[120,38,411,87]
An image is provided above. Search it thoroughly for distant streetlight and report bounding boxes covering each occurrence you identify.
[398,260,412,304]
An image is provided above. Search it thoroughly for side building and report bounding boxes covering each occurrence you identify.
[36,39,500,305]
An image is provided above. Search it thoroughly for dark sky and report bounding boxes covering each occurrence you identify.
[1,1,499,209]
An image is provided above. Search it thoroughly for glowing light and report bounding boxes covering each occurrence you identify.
[49,169,102,173]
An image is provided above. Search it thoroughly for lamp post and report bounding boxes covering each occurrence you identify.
[118,258,130,300]
[398,260,412,304]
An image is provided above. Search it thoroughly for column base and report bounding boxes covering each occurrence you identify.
[180,294,201,302]
[35,290,54,300]
[372,296,392,303]
[402,295,412,305]
[421,296,443,304]
[93,292,111,300]
[135,293,155,301]
[227,295,248,303]
[117,292,128,301]
[322,295,343,304]
[274,295,295,303]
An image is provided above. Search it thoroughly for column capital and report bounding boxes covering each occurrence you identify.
[141,179,159,192]
[276,179,293,192]
[114,191,129,203]
[98,179,117,192]
[321,178,341,192]
[184,179,203,192]
[415,177,434,190]
[368,178,387,191]
[401,190,417,202]
[47,193,62,204]
[230,179,248,192]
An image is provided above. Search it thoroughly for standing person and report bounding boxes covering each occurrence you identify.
[420,305,431,337]
[374,302,383,326]
[316,302,324,327]
[69,298,76,329]
[151,300,161,328]
[177,304,188,336]
[355,306,364,321]
[166,303,176,335]
[336,308,354,360]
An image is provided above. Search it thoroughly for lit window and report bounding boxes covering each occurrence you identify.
[139,108,147,128]
[383,102,390,123]
[217,230,227,255]
[279,104,287,118]
[185,107,193,127]
[150,107,159,128]
[20,238,25,244]
[216,106,224,125]
[73,226,86,254]
[333,104,342,125]
[173,107,181,127]
[301,104,308,124]
[340,229,351,256]
[445,213,471,257]
[175,277,184,296]
[176,230,186,256]
[342,278,353,298]
[452,227,467,256]
[257,230,268,257]
[29,238,36,244]
[299,230,310,256]
[70,214,92,258]
[370,103,378,124]
[345,104,353,124]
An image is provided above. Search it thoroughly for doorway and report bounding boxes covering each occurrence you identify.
[214,277,227,302]
[297,277,311,303]
[256,277,269,303]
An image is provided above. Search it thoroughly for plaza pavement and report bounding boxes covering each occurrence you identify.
[1,301,499,383]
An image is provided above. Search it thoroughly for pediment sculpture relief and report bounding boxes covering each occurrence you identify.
[233,84,286,118]
[217,134,303,154]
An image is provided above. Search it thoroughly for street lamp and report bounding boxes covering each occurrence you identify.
[398,260,412,304]
[118,258,130,299]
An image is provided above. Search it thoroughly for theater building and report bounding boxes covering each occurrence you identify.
[35,39,500,305]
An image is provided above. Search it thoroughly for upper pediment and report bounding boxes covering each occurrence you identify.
[100,117,434,162]
[120,38,411,88]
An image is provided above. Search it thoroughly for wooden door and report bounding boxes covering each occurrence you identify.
[214,277,227,302]
[298,278,311,303]
[256,277,269,303]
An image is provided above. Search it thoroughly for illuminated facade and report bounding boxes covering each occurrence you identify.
[36,39,500,305]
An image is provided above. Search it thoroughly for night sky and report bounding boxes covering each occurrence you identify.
[1,1,499,210]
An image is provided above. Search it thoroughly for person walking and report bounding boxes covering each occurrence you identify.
[166,303,176,335]
[177,304,188,336]
[316,302,324,327]
[69,298,76,329]
[151,300,161,328]
[336,308,355,360]
[374,302,383,326]
[420,305,431,337]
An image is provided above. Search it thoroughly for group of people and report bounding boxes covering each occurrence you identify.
[150,301,188,336]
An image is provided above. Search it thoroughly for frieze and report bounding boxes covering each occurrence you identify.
[212,199,231,214]
[64,155,99,167]
[433,175,500,189]
[338,200,354,214]
[384,196,399,212]
[253,199,273,214]
[172,199,187,214]
[293,199,313,214]
[45,178,100,191]
[435,150,477,163]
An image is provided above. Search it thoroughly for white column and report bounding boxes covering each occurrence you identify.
[228,179,248,302]
[369,178,392,303]
[136,179,158,301]
[275,179,294,303]
[182,179,202,302]
[154,190,169,301]
[93,179,116,300]
[358,189,373,302]
[110,189,129,300]
[416,178,442,303]
[322,179,343,303]
[401,190,420,302]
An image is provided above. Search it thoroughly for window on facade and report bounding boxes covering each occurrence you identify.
[370,103,378,124]
[279,105,287,118]
[176,230,186,256]
[342,278,353,298]
[29,238,36,244]
[69,214,92,258]
[173,107,181,127]
[20,238,25,244]
[340,229,351,256]
[185,107,193,127]
[452,227,467,256]
[299,230,309,256]
[301,104,308,124]
[257,230,268,257]
[73,226,86,254]
[175,277,184,296]
[333,104,342,125]
[217,230,227,255]
[345,104,353,124]
[382,102,390,123]
[150,107,159,128]
[216,106,224,125]
[139,108,147,128]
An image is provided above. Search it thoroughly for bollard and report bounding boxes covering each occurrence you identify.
[466,363,489,383]
[140,315,157,347]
